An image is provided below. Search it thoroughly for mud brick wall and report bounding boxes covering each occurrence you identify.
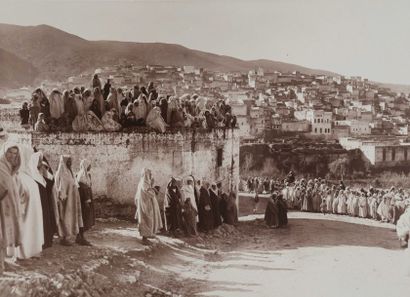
[8,129,240,206]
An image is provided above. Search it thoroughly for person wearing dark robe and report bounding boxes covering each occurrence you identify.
[30,152,57,249]
[198,181,213,232]
[35,88,51,122]
[182,199,197,237]
[276,194,288,227]
[140,86,148,97]
[265,194,280,228]
[19,102,30,128]
[220,187,238,226]
[286,171,295,184]
[339,180,346,191]
[92,74,102,90]
[204,110,216,131]
[159,97,168,124]
[75,159,95,245]
[165,178,183,237]
[133,85,140,101]
[62,91,77,131]
[209,183,222,228]
[103,79,111,100]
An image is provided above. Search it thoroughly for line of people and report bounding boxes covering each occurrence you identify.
[137,175,239,245]
[279,177,410,246]
[0,142,95,275]
[19,76,237,134]
[244,171,295,194]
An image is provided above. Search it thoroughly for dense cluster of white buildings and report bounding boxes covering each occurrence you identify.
[3,62,410,168]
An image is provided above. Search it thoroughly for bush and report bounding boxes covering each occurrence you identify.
[376,172,410,188]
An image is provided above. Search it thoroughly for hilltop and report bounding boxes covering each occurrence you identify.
[0,47,37,88]
[0,23,336,87]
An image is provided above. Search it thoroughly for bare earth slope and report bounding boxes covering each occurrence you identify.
[0,23,336,85]
[0,47,37,88]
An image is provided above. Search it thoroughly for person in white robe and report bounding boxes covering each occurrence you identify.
[181,177,198,215]
[54,155,84,246]
[16,145,44,259]
[396,203,410,248]
[0,142,22,267]
[134,168,162,245]
[146,106,167,133]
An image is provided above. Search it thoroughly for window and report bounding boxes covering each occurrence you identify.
[320,128,322,133]
[392,148,396,161]
[216,148,223,167]
[315,128,317,133]
[405,149,408,161]
[382,148,386,161]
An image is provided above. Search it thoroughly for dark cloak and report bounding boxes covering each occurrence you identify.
[198,187,214,232]
[209,189,222,228]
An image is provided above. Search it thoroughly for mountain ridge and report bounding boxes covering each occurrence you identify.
[0,23,348,88]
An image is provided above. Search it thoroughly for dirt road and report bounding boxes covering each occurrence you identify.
[1,212,409,297]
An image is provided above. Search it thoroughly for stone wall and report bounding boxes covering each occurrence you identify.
[8,129,240,205]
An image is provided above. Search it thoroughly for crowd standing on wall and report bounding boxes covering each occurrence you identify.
[19,75,237,133]
[0,141,239,274]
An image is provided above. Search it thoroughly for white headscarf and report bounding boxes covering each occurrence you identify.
[17,144,34,176]
[76,159,92,187]
[55,155,78,198]
[181,176,197,212]
[29,152,46,187]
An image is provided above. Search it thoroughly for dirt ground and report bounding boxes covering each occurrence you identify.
[0,212,409,297]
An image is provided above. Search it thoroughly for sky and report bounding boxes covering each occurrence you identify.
[1,0,410,84]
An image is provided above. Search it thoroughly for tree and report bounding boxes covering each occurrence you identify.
[241,153,254,175]
[329,157,349,180]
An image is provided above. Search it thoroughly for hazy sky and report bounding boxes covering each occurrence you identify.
[1,0,410,84]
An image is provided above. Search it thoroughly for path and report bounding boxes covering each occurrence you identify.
[0,213,409,297]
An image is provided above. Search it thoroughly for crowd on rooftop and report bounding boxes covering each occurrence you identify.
[18,74,237,133]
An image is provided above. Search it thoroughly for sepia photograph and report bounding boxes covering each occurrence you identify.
[0,0,409,296]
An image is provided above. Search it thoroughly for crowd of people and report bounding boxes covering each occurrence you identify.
[249,172,410,247]
[19,75,237,133]
[144,175,239,243]
[244,171,296,194]
[0,140,239,275]
[0,141,95,275]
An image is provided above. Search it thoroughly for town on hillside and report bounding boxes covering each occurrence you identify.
[2,63,409,171]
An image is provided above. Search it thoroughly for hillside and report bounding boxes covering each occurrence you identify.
[0,23,336,86]
[0,47,37,88]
